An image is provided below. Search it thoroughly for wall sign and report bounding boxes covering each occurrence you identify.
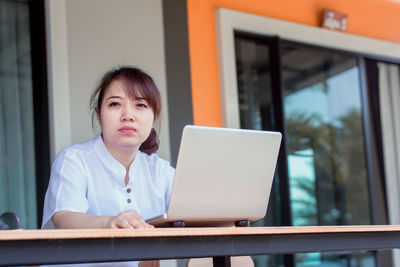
[322,9,348,32]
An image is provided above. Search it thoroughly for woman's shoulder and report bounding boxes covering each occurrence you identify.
[55,137,97,161]
[49,138,99,178]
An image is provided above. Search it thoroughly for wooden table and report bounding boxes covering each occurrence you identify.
[1,225,400,266]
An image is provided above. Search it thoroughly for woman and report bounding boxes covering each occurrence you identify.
[42,66,174,232]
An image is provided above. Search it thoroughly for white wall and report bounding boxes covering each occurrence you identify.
[46,0,171,161]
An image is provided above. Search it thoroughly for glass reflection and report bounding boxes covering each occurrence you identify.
[281,45,371,226]
[281,44,373,266]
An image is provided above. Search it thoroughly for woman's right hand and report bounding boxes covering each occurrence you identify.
[106,210,154,229]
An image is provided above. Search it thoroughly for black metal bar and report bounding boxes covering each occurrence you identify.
[213,256,231,267]
[29,0,51,228]
[268,36,293,229]
[269,36,295,267]
[2,231,400,266]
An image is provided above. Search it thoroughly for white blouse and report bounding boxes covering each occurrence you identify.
[42,135,175,230]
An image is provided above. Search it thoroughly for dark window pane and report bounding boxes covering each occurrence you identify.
[235,35,275,131]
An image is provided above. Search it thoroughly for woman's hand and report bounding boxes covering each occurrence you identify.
[106,210,154,229]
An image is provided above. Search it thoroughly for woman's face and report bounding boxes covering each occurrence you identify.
[98,79,155,153]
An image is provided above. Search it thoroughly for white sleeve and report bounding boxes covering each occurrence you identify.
[41,149,89,229]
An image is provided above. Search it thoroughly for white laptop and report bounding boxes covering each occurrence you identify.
[145,125,282,227]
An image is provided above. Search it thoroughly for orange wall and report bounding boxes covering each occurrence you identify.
[187,0,400,126]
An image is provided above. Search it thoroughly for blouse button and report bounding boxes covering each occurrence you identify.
[127,188,131,193]
[127,199,131,204]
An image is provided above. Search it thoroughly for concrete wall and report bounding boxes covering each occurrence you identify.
[46,0,171,161]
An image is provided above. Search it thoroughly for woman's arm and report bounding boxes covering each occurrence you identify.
[52,210,154,229]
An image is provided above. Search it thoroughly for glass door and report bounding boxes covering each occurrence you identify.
[234,32,376,267]
[281,42,374,266]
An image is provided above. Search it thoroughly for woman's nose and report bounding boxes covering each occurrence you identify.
[121,107,135,121]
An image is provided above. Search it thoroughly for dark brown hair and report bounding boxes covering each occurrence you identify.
[90,66,162,155]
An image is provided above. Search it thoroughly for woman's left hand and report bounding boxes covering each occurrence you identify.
[106,209,154,229]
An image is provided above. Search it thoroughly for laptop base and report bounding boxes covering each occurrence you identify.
[168,220,186,227]
[160,219,249,228]
[234,220,250,227]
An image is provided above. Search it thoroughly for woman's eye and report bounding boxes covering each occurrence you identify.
[137,103,147,108]
[109,102,120,107]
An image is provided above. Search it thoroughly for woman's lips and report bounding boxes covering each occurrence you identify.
[119,126,136,133]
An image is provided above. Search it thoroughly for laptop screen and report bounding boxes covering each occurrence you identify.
[147,125,282,227]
